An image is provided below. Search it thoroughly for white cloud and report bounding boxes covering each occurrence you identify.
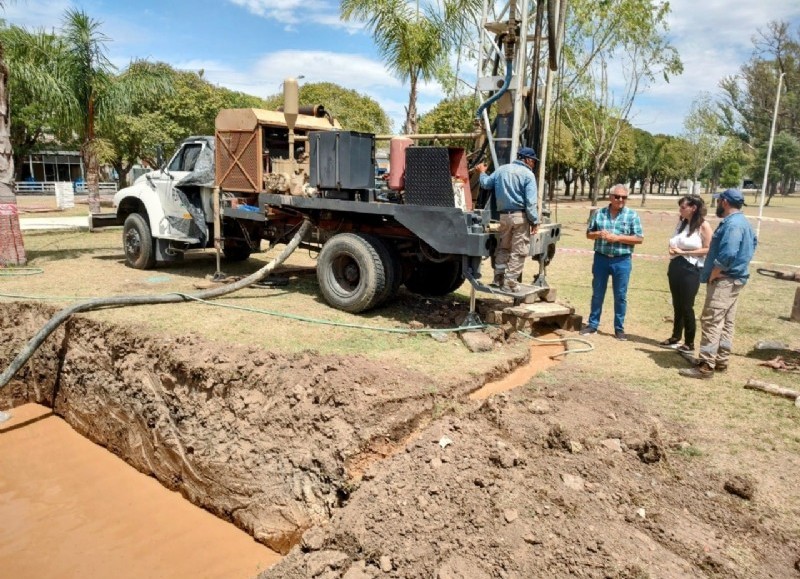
[175,51,428,129]
[1,0,70,30]
[631,0,800,134]
[226,0,352,29]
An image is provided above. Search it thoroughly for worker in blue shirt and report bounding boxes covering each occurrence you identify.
[680,188,757,379]
[475,147,539,291]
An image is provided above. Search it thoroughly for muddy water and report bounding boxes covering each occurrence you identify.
[0,404,280,579]
[470,334,563,399]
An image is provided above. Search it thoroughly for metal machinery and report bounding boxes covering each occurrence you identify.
[474,0,566,291]
[209,0,568,316]
[97,0,567,318]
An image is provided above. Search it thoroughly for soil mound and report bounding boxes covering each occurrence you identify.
[266,374,798,578]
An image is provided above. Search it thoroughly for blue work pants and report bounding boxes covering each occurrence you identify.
[588,253,632,332]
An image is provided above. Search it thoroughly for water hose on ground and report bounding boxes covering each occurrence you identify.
[0,219,312,390]
[519,331,595,358]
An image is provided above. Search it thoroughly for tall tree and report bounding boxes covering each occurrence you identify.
[57,9,172,212]
[719,21,799,149]
[340,0,480,134]
[0,24,75,180]
[561,0,682,204]
[682,93,725,194]
[0,0,27,266]
[751,132,800,205]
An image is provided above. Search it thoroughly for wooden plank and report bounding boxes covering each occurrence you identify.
[744,379,800,401]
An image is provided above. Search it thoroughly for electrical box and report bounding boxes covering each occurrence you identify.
[309,130,375,190]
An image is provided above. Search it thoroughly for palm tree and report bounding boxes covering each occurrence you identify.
[59,9,171,213]
[341,0,480,134]
[0,0,27,266]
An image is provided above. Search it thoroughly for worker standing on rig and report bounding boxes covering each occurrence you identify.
[476,147,540,291]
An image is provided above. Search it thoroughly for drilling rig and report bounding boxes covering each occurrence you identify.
[93,0,568,321]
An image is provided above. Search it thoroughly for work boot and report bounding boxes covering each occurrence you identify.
[679,363,713,380]
[492,265,507,287]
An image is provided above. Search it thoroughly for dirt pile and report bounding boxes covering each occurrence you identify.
[266,374,799,578]
[2,301,798,577]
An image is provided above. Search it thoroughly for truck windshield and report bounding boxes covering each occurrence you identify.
[168,143,203,172]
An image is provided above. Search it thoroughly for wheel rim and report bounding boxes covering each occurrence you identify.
[125,228,142,261]
[331,254,360,294]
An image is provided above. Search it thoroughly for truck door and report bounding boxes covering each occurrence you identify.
[155,141,205,237]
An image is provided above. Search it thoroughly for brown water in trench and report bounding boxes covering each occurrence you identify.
[470,334,563,400]
[0,403,281,579]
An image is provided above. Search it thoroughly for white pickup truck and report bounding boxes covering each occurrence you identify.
[90,135,252,269]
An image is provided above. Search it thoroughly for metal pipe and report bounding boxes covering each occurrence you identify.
[374,132,482,141]
[510,0,531,161]
[213,185,223,277]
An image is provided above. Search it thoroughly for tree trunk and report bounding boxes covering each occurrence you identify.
[641,177,649,207]
[0,47,27,266]
[404,75,419,135]
[84,142,101,214]
[590,171,601,206]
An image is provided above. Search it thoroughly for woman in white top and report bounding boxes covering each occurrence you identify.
[660,195,713,352]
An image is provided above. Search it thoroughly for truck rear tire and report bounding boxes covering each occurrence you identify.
[404,259,464,296]
[361,236,401,306]
[317,233,388,313]
[123,213,156,270]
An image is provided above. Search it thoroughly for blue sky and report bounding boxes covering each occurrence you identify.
[4,0,800,136]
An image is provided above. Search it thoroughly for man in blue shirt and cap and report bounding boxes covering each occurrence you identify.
[680,188,757,379]
[476,147,539,291]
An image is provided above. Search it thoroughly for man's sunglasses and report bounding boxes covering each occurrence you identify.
[612,195,628,201]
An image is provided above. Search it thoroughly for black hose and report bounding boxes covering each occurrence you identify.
[0,219,312,390]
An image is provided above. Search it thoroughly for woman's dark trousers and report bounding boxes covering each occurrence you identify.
[667,257,700,346]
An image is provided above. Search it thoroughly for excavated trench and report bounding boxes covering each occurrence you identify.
[0,301,546,576]
[5,301,798,578]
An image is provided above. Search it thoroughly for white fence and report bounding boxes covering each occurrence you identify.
[15,181,118,195]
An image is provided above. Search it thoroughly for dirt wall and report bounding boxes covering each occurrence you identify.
[0,302,516,554]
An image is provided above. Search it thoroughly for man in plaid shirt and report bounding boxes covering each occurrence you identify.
[580,184,644,341]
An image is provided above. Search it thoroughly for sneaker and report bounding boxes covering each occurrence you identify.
[579,326,597,335]
[679,364,713,380]
[659,337,680,348]
[615,331,627,341]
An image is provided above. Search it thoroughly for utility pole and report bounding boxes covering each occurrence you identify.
[757,72,785,238]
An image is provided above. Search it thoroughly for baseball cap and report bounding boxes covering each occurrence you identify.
[713,188,746,205]
[517,147,539,161]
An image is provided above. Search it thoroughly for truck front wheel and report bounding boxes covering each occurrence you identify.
[317,233,388,313]
[123,213,156,270]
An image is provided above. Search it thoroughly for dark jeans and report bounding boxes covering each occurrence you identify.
[588,253,632,332]
[667,256,700,346]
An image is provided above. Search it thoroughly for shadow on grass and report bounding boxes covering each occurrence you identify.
[634,335,695,370]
